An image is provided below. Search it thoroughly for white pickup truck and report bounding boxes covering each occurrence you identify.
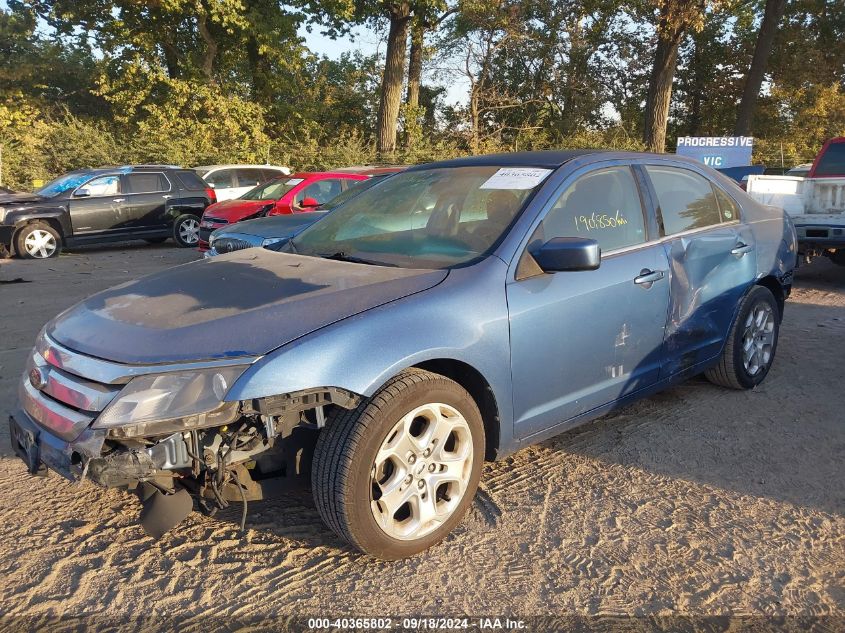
[745,137,845,266]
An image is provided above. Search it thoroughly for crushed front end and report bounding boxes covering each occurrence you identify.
[9,332,359,538]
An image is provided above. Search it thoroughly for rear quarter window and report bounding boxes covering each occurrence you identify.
[175,170,208,190]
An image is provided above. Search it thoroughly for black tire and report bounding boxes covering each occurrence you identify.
[15,221,62,259]
[312,369,485,559]
[705,285,780,390]
[144,237,168,245]
[172,214,200,248]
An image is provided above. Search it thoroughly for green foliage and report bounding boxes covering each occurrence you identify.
[0,0,843,189]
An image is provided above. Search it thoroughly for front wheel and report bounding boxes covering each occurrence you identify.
[172,214,200,248]
[312,369,484,559]
[16,221,62,259]
[705,286,780,390]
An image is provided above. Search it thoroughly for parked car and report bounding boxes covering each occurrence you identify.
[0,166,216,258]
[785,163,812,177]
[197,169,384,251]
[205,169,406,256]
[193,165,290,202]
[745,137,845,264]
[10,151,796,559]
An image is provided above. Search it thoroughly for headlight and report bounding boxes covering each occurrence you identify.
[208,233,218,247]
[94,366,247,432]
[261,236,289,247]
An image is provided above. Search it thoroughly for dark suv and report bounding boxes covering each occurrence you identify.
[0,165,216,258]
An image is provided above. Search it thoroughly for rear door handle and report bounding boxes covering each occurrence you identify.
[634,269,665,287]
[163,194,172,199]
[112,198,125,203]
[731,242,754,257]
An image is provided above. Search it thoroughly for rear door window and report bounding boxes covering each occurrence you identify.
[645,166,722,236]
[235,168,265,188]
[126,173,170,194]
[206,169,234,189]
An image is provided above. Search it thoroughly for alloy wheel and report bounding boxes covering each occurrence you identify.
[179,218,200,245]
[742,302,775,376]
[370,402,474,541]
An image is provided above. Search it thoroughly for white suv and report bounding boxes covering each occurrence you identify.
[193,164,290,202]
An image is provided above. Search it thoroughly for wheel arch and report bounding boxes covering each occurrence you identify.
[755,274,785,319]
[13,217,65,256]
[412,359,501,461]
[14,215,66,239]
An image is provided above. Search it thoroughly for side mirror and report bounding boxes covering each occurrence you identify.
[532,237,600,272]
[75,188,91,198]
[301,197,320,208]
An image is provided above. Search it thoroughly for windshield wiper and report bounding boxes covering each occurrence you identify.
[321,251,395,267]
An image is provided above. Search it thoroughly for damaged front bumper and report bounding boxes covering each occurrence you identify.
[12,332,362,537]
[9,407,165,487]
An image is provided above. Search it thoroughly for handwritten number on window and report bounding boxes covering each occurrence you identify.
[574,211,628,232]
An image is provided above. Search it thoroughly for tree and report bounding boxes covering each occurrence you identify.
[642,0,708,152]
[734,0,787,135]
[376,1,412,155]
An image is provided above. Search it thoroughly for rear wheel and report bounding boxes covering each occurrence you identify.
[312,369,484,559]
[173,214,200,248]
[16,221,61,259]
[705,286,780,390]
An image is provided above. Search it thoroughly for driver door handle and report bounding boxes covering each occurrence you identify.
[112,197,125,203]
[634,269,665,287]
[731,242,754,257]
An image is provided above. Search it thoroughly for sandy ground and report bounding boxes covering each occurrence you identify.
[0,242,842,626]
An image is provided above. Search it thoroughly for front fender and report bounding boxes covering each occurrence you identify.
[6,206,71,236]
[226,257,516,451]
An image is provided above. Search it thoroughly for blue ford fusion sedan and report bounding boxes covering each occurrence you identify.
[10,151,796,559]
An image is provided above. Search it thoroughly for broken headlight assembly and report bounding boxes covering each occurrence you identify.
[94,366,248,438]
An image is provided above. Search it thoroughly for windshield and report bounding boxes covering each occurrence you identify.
[320,175,389,211]
[290,165,550,268]
[240,177,301,201]
[36,171,96,198]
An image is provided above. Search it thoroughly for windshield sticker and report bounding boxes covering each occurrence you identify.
[480,167,553,190]
[285,178,304,186]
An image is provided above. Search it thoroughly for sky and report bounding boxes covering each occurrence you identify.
[299,22,468,106]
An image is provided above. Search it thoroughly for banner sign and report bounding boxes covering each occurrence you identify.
[676,136,754,168]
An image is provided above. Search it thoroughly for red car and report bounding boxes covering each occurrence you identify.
[198,170,379,251]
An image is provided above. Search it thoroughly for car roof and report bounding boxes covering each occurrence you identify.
[65,165,183,176]
[331,165,408,175]
[409,150,608,171]
[286,171,374,179]
[193,164,289,171]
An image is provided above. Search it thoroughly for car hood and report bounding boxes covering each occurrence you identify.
[205,199,273,222]
[218,213,328,239]
[46,249,447,365]
[0,192,46,207]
